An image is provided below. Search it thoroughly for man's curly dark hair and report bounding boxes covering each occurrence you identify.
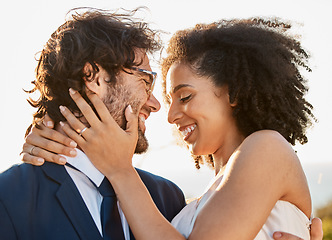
[161,18,316,169]
[26,7,161,136]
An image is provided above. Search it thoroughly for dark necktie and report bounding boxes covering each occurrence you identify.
[98,177,125,240]
[65,163,126,240]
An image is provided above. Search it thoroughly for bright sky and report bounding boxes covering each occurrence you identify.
[0,0,331,199]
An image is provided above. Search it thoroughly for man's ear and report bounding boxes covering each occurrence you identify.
[83,62,100,94]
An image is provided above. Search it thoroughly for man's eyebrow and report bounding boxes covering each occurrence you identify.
[172,84,194,93]
[136,71,153,82]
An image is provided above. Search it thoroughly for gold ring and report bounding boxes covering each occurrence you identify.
[79,127,88,136]
[29,146,36,155]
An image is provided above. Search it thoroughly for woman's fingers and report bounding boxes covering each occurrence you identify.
[21,143,67,165]
[310,218,323,240]
[272,218,323,240]
[59,105,90,136]
[42,114,54,129]
[125,105,139,137]
[21,152,45,166]
[272,232,303,240]
[86,91,117,125]
[20,144,45,166]
[21,124,78,165]
[59,121,87,147]
[66,89,120,134]
[69,89,118,128]
[27,124,77,151]
[68,89,100,127]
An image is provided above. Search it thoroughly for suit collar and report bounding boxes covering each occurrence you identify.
[62,148,104,187]
[41,162,103,240]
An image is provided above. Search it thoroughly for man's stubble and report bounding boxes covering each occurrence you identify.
[102,83,149,154]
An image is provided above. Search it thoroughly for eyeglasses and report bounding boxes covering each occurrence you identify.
[130,67,157,96]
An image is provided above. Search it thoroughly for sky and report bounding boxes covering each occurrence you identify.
[0,0,331,204]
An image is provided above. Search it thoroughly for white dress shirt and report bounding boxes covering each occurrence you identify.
[62,149,130,239]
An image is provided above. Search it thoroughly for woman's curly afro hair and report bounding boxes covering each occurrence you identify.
[161,18,316,169]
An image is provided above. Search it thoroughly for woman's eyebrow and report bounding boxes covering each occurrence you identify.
[172,84,194,93]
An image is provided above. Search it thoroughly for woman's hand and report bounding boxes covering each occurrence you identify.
[21,115,77,165]
[272,218,323,240]
[59,88,139,176]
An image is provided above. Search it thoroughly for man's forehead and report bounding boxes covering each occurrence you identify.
[134,49,152,71]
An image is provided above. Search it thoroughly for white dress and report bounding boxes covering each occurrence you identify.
[171,176,311,240]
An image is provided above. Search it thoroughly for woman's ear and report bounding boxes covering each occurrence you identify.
[229,94,237,107]
[221,85,237,107]
[230,101,237,107]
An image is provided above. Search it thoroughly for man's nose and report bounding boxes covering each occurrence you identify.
[146,94,161,112]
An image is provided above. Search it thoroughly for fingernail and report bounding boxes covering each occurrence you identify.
[69,88,76,95]
[128,105,133,113]
[70,150,77,156]
[274,232,282,238]
[59,157,67,164]
[70,141,77,148]
[37,158,44,164]
[59,106,65,112]
[139,115,146,123]
[59,121,64,127]
[46,121,53,127]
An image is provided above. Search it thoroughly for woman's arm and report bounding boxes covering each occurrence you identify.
[21,118,77,165]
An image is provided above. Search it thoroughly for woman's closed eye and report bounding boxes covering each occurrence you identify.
[180,94,192,103]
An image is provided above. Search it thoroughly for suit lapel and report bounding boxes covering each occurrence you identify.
[127,169,156,240]
[129,229,135,240]
[42,163,102,240]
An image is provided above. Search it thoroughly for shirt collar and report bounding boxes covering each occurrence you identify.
[62,148,104,187]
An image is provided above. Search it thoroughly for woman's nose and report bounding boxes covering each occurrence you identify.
[167,102,182,124]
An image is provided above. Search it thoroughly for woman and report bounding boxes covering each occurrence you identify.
[23,18,319,239]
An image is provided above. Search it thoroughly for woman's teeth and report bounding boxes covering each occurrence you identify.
[181,124,196,138]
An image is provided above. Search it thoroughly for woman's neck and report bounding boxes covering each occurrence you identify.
[212,133,245,175]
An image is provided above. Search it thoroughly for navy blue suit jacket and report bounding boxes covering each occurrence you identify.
[0,162,186,240]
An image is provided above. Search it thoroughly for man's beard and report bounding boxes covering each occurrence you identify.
[101,83,149,154]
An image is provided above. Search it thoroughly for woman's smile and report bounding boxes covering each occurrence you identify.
[179,124,197,141]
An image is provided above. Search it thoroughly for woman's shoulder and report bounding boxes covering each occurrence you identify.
[230,130,300,176]
[240,130,296,159]
[245,129,288,144]
[239,131,311,217]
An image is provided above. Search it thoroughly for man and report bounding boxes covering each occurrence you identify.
[9,8,323,240]
[0,9,186,240]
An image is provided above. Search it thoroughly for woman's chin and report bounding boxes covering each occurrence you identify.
[190,144,204,156]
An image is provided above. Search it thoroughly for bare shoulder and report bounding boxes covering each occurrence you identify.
[244,130,290,147]
[225,130,304,195]
[224,130,300,185]
[234,130,311,214]
[237,130,298,166]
